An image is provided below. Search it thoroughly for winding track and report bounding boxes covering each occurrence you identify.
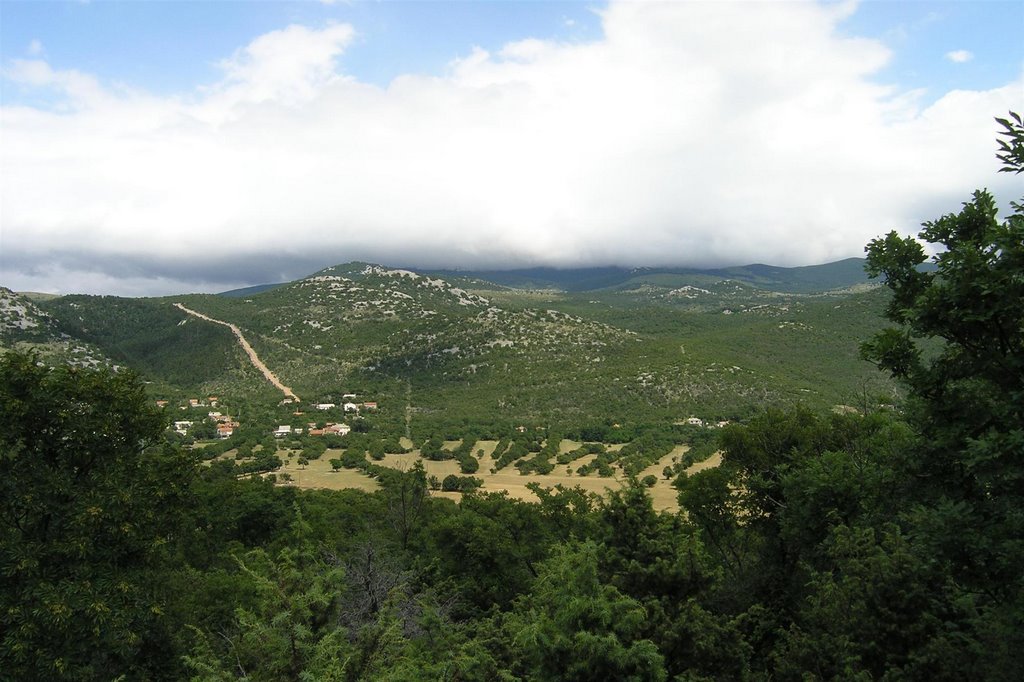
[173,303,300,402]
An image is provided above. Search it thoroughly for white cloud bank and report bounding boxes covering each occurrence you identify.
[946,49,973,63]
[1,2,1021,295]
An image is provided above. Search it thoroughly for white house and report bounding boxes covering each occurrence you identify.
[315,403,336,411]
[343,402,360,413]
[273,425,292,437]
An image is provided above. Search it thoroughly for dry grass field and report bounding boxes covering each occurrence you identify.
[250,440,724,512]
[276,449,381,492]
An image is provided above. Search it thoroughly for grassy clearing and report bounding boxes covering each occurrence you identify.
[276,449,380,492]
[250,440,720,511]
[684,450,722,475]
[637,444,690,480]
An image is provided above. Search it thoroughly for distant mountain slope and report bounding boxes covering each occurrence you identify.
[218,282,287,297]
[0,287,52,338]
[430,257,872,294]
[704,258,874,292]
[37,295,255,392]
[0,288,114,369]
[209,258,874,299]
[17,260,896,432]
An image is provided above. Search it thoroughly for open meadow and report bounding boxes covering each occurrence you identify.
[265,440,720,512]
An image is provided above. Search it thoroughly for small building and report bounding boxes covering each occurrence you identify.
[343,402,360,413]
[155,400,169,408]
[216,423,235,439]
[308,422,351,437]
[315,403,336,411]
[686,417,704,427]
[362,401,378,410]
[273,425,292,438]
[173,420,194,436]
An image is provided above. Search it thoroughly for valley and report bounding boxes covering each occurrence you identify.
[1,258,895,504]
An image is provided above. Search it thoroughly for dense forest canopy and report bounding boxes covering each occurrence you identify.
[1,115,1021,680]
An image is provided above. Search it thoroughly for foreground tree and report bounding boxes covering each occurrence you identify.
[858,113,1024,677]
[674,115,1024,679]
[503,541,667,681]
[0,352,195,679]
[862,115,1023,586]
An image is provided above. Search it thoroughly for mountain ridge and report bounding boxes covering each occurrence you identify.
[212,257,872,298]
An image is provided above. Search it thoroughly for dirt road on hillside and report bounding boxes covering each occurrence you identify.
[173,303,300,402]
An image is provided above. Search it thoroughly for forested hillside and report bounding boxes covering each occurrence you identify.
[9,259,898,439]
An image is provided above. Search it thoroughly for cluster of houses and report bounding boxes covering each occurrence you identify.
[159,393,378,441]
[273,394,378,438]
[156,396,221,409]
[158,397,239,439]
[311,397,378,413]
[273,422,352,438]
[171,411,240,438]
[682,417,731,428]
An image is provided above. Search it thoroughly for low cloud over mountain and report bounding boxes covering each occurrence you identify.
[2,1,1019,295]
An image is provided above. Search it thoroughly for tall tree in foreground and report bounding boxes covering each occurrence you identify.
[860,112,1024,677]
[0,352,195,680]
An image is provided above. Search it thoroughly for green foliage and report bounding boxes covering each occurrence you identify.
[40,297,244,389]
[515,434,559,475]
[857,113,1024,674]
[995,111,1024,173]
[440,474,483,492]
[502,541,666,681]
[184,511,348,681]
[773,523,977,680]
[0,351,195,679]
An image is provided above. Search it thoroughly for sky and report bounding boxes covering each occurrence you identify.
[1,0,1022,297]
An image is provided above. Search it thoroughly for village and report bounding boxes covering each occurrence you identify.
[159,393,379,441]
